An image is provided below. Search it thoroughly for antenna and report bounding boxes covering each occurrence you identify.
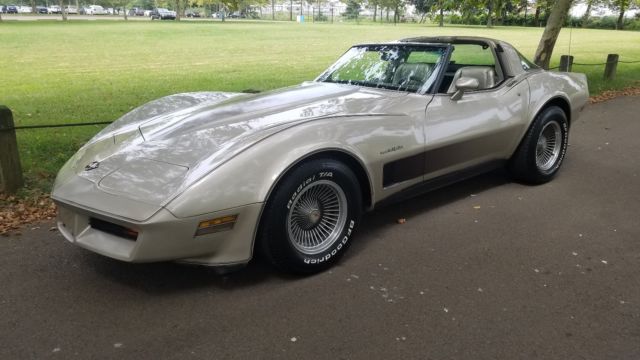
[568,20,573,57]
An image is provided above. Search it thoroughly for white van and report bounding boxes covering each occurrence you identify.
[87,5,106,15]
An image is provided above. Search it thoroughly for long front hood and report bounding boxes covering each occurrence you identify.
[53,82,400,217]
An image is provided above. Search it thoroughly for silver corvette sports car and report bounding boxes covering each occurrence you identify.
[52,36,589,274]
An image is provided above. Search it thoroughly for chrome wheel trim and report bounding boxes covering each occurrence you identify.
[286,180,348,255]
[536,121,562,172]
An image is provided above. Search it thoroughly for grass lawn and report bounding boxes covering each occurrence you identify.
[1,20,639,193]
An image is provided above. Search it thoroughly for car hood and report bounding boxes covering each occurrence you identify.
[54,82,404,211]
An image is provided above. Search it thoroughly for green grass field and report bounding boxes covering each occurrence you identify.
[1,21,639,193]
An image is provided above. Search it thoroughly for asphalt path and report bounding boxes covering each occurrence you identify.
[2,96,639,359]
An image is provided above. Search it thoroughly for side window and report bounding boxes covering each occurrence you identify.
[517,51,539,71]
[449,44,496,66]
[438,44,501,94]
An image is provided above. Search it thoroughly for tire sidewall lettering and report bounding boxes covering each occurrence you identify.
[303,219,356,265]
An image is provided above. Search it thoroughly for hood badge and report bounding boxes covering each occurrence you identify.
[84,161,100,171]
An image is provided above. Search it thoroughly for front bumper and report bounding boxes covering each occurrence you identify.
[55,200,262,266]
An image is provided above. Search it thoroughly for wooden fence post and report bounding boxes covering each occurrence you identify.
[559,55,574,72]
[0,106,24,194]
[604,54,619,81]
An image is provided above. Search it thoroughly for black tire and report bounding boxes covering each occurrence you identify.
[259,158,363,274]
[509,106,569,184]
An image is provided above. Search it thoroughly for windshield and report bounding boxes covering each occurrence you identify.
[316,44,448,94]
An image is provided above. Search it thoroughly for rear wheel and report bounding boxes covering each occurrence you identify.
[509,106,569,184]
[260,159,362,274]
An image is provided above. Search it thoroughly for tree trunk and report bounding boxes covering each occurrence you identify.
[373,4,376,22]
[533,0,572,69]
[175,0,181,20]
[59,0,67,20]
[534,6,540,25]
[439,5,443,27]
[616,7,626,30]
[581,0,592,28]
[272,0,275,20]
[290,0,293,20]
[487,0,493,27]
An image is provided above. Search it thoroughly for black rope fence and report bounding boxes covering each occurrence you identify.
[573,60,640,66]
[548,55,639,71]
[0,121,112,132]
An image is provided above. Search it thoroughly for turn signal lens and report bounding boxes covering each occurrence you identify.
[195,215,238,236]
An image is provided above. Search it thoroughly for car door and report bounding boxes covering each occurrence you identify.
[423,80,529,179]
[423,43,530,180]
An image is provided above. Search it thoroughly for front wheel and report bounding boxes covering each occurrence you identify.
[509,106,569,184]
[259,159,363,274]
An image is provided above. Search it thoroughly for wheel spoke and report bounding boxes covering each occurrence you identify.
[535,121,563,172]
[286,180,348,255]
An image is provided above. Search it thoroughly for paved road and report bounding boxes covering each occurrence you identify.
[2,96,640,359]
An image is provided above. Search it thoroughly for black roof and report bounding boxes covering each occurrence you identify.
[398,36,501,47]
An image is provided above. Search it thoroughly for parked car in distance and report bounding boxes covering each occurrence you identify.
[36,6,47,13]
[185,10,201,17]
[18,5,31,12]
[6,4,17,13]
[144,9,151,16]
[47,5,61,13]
[83,5,106,15]
[65,5,77,14]
[128,7,144,16]
[150,8,176,20]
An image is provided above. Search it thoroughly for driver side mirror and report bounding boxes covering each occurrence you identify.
[450,77,479,101]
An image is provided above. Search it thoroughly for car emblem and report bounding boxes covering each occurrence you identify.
[84,161,100,171]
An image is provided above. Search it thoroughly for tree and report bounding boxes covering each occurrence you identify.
[608,0,638,30]
[344,0,361,19]
[59,0,67,21]
[533,0,553,25]
[429,0,453,26]
[581,0,600,27]
[533,0,572,69]
[486,0,494,26]
[369,0,382,21]
[409,0,435,23]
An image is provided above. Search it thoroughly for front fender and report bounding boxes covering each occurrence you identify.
[165,117,374,219]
